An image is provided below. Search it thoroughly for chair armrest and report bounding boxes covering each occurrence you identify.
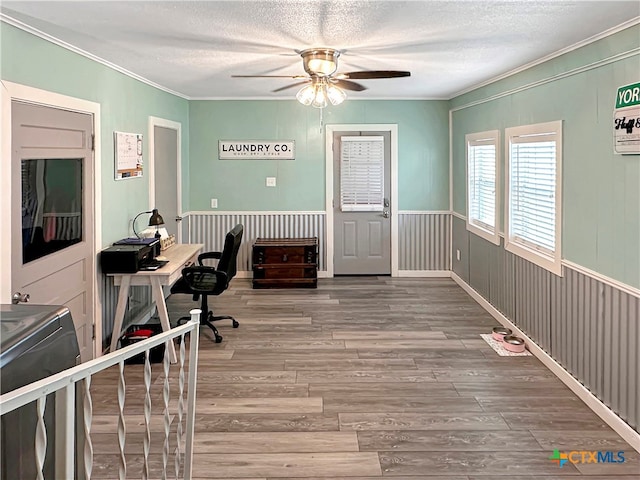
[198,251,222,265]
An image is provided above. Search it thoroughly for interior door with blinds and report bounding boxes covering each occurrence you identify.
[333,131,391,275]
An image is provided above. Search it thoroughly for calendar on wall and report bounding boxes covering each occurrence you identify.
[114,131,143,179]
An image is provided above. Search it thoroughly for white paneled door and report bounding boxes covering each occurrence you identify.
[11,101,94,362]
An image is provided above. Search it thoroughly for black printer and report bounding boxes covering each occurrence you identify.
[100,238,160,273]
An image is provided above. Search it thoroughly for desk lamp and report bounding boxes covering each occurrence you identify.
[133,208,165,238]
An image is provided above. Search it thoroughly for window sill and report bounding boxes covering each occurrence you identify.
[467,221,500,246]
[505,238,562,276]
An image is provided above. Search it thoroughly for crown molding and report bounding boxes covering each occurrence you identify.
[450,17,640,99]
[1,14,189,100]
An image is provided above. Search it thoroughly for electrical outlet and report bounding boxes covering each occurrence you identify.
[210,198,218,208]
[456,249,461,261]
[266,177,276,187]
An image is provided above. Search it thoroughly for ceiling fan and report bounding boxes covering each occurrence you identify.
[232,48,411,108]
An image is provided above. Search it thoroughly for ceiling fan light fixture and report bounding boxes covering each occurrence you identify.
[326,84,347,105]
[311,84,328,109]
[297,78,346,108]
[233,48,410,103]
[301,48,340,76]
[296,84,316,106]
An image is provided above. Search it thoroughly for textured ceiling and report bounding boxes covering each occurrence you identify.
[2,1,639,100]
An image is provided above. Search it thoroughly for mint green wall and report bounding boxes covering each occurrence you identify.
[2,22,449,243]
[189,100,449,211]
[1,24,190,246]
[7,19,636,288]
[451,25,640,288]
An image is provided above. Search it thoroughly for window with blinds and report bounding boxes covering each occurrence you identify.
[340,136,384,212]
[466,131,499,245]
[505,121,562,275]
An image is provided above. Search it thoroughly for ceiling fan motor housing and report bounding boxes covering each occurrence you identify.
[301,48,340,77]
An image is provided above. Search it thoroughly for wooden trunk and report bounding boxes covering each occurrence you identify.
[252,237,318,289]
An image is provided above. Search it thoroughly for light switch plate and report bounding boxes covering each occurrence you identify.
[266,177,276,187]
[210,198,218,208]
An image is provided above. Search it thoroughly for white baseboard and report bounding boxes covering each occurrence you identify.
[450,272,640,453]
[398,270,451,278]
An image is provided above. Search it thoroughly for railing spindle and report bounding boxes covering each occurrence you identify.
[35,396,47,480]
[83,376,94,480]
[175,333,186,479]
[55,384,75,479]
[117,360,127,480]
[183,309,201,480]
[143,349,152,480]
[162,340,171,480]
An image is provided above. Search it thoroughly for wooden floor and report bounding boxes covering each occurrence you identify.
[92,277,638,479]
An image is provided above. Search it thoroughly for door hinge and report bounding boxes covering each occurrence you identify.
[90,134,95,151]
[92,324,96,340]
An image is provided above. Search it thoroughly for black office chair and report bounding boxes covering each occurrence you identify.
[171,224,243,343]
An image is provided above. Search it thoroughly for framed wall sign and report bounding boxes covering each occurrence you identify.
[114,131,143,179]
[613,82,640,155]
[219,140,295,159]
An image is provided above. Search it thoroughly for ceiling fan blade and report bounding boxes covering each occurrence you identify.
[272,81,311,93]
[333,79,367,92]
[232,75,307,79]
[339,70,411,80]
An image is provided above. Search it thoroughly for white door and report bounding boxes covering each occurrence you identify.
[11,101,94,362]
[333,130,391,275]
[151,119,181,242]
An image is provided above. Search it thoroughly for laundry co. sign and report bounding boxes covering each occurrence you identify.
[219,140,295,159]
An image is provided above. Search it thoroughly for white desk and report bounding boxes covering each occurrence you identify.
[108,243,204,363]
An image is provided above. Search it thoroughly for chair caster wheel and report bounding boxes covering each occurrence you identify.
[232,320,239,328]
[215,335,223,343]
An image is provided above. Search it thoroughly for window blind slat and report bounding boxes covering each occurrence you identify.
[509,132,558,254]
[467,137,497,236]
[340,136,385,212]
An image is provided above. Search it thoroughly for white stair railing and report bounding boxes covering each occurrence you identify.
[0,309,201,480]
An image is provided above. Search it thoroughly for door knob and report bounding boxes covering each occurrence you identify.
[12,292,30,304]
[175,216,183,222]
[382,210,390,218]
